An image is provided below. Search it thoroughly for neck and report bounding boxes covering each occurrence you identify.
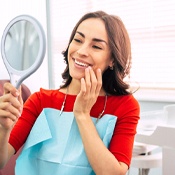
[68,79,81,95]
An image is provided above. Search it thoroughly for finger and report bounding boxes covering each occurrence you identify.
[4,82,19,97]
[0,114,18,129]
[95,68,102,95]
[80,78,86,95]
[84,67,91,93]
[0,102,21,121]
[18,86,24,106]
[89,67,98,94]
[0,110,19,122]
[4,93,22,109]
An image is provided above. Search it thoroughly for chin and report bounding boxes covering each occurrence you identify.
[70,72,84,80]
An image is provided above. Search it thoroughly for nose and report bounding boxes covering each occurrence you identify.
[76,44,89,57]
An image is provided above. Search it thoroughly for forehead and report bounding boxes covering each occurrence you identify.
[76,18,108,41]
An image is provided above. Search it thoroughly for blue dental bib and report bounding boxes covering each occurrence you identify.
[15,108,117,175]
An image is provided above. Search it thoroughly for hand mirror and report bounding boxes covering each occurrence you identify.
[1,15,46,89]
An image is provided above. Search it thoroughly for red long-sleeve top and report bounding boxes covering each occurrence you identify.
[9,88,140,167]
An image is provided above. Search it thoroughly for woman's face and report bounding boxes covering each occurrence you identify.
[68,18,113,80]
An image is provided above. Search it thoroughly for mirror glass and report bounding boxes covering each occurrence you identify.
[5,20,39,71]
[1,15,46,88]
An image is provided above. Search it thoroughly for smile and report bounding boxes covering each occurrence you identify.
[74,59,90,67]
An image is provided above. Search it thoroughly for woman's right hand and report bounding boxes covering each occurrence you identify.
[0,82,23,131]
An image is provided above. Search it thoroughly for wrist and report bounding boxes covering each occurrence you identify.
[0,125,11,138]
[74,111,90,119]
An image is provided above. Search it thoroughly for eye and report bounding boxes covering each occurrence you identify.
[93,45,102,50]
[73,38,82,43]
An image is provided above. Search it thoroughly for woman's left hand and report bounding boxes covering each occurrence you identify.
[73,67,102,118]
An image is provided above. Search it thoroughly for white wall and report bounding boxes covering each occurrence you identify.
[0,0,48,93]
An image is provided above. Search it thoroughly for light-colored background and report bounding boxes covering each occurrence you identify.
[0,0,48,93]
[1,1,175,174]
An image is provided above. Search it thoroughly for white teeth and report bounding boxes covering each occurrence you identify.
[75,59,89,67]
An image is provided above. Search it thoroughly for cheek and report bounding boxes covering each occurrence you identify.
[67,46,73,63]
[67,51,71,63]
[92,64,107,75]
[95,57,111,71]
[68,41,77,52]
[67,42,78,61]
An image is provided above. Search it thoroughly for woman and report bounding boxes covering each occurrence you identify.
[0,11,140,175]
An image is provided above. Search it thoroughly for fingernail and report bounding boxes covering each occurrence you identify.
[18,112,21,117]
[97,68,101,72]
[19,107,23,113]
[86,67,90,71]
[16,91,20,96]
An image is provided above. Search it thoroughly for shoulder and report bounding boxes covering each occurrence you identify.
[108,94,139,108]
[39,88,60,96]
[29,88,62,100]
[106,94,140,118]
[25,88,64,108]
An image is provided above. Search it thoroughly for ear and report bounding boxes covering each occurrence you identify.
[108,58,114,68]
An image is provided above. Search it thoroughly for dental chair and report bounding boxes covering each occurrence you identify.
[128,142,162,175]
[128,110,166,175]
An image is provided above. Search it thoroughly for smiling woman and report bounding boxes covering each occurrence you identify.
[0,10,140,175]
[47,0,175,103]
[67,18,112,84]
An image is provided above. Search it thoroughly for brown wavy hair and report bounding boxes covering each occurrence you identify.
[61,11,132,95]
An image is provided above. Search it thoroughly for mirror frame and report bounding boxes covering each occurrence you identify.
[1,15,46,88]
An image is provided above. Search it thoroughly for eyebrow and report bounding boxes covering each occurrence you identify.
[76,31,108,45]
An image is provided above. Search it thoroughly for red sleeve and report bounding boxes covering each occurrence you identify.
[9,88,62,152]
[108,95,140,167]
[9,91,41,152]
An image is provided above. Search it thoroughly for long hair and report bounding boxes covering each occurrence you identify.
[61,11,132,95]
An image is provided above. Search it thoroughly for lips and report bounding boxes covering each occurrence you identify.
[74,59,90,67]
